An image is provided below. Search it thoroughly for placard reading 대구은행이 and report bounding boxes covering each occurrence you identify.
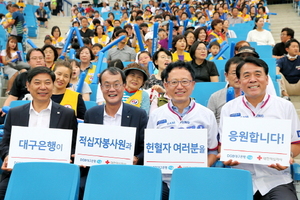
[144,129,208,174]
[8,126,73,168]
[74,123,136,166]
[220,117,291,166]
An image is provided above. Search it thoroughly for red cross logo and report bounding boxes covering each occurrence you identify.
[105,160,110,164]
[257,155,262,160]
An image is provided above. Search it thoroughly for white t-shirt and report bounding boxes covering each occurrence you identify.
[219,94,300,195]
[246,29,275,46]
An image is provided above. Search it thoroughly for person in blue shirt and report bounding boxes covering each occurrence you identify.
[9,4,24,43]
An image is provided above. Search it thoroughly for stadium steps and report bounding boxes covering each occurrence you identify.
[29,15,72,48]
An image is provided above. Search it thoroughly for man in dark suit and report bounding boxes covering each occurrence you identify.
[0,67,77,200]
[79,67,148,199]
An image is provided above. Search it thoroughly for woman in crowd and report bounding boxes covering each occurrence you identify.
[104,19,114,35]
[137,51,152,68]
[240,6,251,22]
[207,19,225,44]
[246,17,275,46]
[76,46,97,84]
[256,6,269,22]
[223,20,237,38]
[184,31,196,52]
[194,27,208,44]
[144,48,172,99]
[42,44,58,70]
[112,2,120,11]
[120,12,129,23]
[50,26,65,45]
[0,36,26,94]
[188,41,219,82]
[69,59,91,101]
[249,6,257,20]
[92,25,110,46]
[123,63,150,114]
[52,60,86,119]
[171,35,192,62]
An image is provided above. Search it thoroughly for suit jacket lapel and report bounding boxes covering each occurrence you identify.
[20,103,30,126]
[49,103,62,128]
[121,104,131,127]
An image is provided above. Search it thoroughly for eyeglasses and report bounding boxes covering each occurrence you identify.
[30,57,44,60]
[101,83,123,90]
[167,79,193,87]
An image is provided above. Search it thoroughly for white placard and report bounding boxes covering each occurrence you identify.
[144,129,208,174]
[220,117,291,166]
[8,126,73,168]
[74,123,136,166]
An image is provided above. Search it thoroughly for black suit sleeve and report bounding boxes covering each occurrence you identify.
[77,94,86,120]
[0,111,12,160]
[69,110,78,155]
[135,109,148,165]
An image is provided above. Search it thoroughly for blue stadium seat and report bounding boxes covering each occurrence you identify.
[255,45,272,58]
[84,101,97,110]
[213,60,227,82]
[169,167,252,200]
[5,162,80,200]
[191,82,227,106]
[89,83,98,102]
[83,165,162,200]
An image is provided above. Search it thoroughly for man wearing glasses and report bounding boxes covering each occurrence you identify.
[147,60,219,200]
[79,67,147,199]
[0,48,45,117]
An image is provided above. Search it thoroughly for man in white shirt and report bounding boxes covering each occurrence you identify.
[101,2,110,12]
[219,57,300,200]
[0,67,77,199]
[80,67,147,199]
[147,61,219,200]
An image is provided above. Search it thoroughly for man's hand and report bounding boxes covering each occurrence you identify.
[133,156,139,165]
[1,156,12,171]
[217,153,240,166]
[268,157,293,171]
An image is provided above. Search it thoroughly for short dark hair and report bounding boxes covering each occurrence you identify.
[152,48,172,69]
[108,59,124,70]
[92,43,103,50]
[138,51,152,61]
[236,57,268,79]
[94,25,105,36]
[99,67,126,85]
[193,27,207,41]
[51,26,61,37]
[27,66,55,83]
[189,41,207,60]
[92,18,100,25]
[285,38,300,49]
[26,48,45,62]
[115,29,128,37]
[135,16,143,21]
[41,44,58,61]
[211,19,223,30]
[75,46,95,60]
[11,4,19,8]
[124,24,133,30]
[281,27,294,39]
[172,35,187,52]
[162,60,195,82]
[224,57,244,73]
[209,41,220,49]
